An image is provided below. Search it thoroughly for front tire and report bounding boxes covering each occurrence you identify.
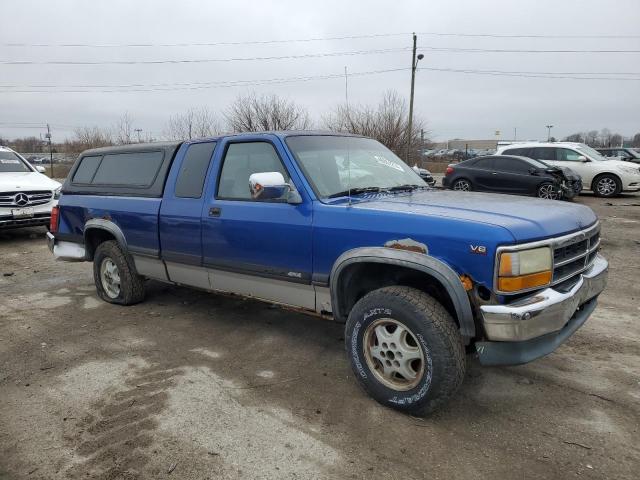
[592,174,621,197]
[93,240,145,305]
[345,286,466,416]
[537,182,561,200]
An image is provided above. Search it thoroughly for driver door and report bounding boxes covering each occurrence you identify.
[201,137,315,308]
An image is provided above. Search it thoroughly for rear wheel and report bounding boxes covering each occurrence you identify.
[93,240,145,305]
[592,174,621,197]
[452,178,472,191]
[537,182,560,200]
[345,286,466,416]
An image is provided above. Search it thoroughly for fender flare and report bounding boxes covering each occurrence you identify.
[329,247,475,338]
[83,218,128,258]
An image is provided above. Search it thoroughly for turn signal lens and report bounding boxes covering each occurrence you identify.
[498,271,552,292]
[50,206,59,233]
[498,246,552,292]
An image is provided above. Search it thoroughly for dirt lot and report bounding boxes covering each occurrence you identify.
[1,194,638,480]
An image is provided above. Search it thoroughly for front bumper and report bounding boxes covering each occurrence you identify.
[0,213,50,229]
[475,254,608,365]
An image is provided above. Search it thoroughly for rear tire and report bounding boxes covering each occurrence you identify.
[93,240,145,305]
[345,286,466,416]
[592,174,621,197]
[452,178,472,191]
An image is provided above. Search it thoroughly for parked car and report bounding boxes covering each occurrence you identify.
[596,147,640,164]
[412,165,436,186]
[0,146,61,229]
[497,142,640,197]
[47,133,608,415]
[442,155,581,200]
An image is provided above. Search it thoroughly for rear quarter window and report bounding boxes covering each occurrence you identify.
[72,155,102,183]
[175,142,217,198]
[76,151,164,187]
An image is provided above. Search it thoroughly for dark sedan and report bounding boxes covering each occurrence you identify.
[442,155,582,200]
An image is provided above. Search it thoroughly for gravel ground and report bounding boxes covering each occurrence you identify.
[0,193,638,479]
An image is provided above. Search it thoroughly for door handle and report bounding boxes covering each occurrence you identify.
[492,172,497,175]
[209,207,221,217]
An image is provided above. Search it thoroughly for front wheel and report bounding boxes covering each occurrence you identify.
[345,286,466,416]
[592,174,621,197]
[93,240,145,305]
[537,182,561,200]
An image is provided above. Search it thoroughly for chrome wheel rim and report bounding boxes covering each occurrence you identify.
[100,258,121,299]
[453,180,470,191]
[538,184,559,200]
[597,177,617,196]
[363,318,425,391]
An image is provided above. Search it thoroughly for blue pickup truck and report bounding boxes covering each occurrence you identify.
[47,132,608,414]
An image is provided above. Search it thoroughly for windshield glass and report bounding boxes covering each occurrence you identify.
[0,150,31,172]
[576,145,608,161]
[286,136,425,199]
[522,157,549,169]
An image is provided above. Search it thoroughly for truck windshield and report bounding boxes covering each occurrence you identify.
[0,150,31,172]
[286,136,426,199]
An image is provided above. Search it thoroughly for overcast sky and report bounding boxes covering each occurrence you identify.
[1,0,639,143]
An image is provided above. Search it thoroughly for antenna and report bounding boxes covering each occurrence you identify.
[344,65,352,206]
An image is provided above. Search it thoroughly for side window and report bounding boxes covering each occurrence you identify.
[473,158,494,170]
[556,148,583,161]
[175,142,216,198]
[494,158,529,173]
[92,151,164,186]
[533,147,556,161]
[73,155,102,184]
[503,148,522,156]
[217,142,289,200]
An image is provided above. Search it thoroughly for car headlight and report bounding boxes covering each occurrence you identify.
[497,246,552,292]
[53,187,61,199]
[619,166,640,175]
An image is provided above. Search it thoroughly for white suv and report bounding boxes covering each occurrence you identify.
[0,146,61,229]
[496,142,640,197]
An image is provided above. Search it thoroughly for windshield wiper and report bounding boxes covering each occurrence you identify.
[385,184,423,192]
[327,187,382,199]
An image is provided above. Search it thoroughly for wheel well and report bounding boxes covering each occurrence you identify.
[84,228,116,260]
[335,262,458,326]
[591,172,621,190]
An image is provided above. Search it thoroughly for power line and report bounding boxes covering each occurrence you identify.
[0,47,410,65]
[2,65,639,95]
[419,46,640,54]
[3,31,639,48]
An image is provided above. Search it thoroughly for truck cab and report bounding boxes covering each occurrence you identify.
[47,132,608,415]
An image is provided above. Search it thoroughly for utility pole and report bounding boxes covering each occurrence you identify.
[134,128,143,143]
[406,33,423,163]
[546,124,553,142]
[45,124,53,178]
[514,127,517,141]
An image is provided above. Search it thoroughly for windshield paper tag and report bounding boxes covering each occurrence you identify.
[0,159,20,164]
[374,155,403,172]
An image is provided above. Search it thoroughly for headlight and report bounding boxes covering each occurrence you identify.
[497,246,552,292]
[53,187,61,199]
[619,166,640,175]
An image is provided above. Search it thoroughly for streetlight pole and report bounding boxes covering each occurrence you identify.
[406,33,423,163]
[546,124,554,142]
[45,123,54,178]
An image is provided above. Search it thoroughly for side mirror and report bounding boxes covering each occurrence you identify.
[36,166,46,173]
[249,172,301,204]
[577,155,589,162]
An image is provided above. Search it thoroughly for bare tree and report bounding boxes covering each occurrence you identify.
[225,93,311,132]
[114,112,134,145]
[70,126,113,151]
[163,107,221,140]
[563,132,585,143]
[632,133,640,148]
[323,90,428,163]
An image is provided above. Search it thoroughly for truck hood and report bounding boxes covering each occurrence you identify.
[0,172,61,191]
[352,190,597,242]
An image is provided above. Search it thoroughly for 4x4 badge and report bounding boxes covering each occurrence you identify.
[470,245,487,255]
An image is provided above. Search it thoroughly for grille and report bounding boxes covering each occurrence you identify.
[0,190,53,207]
[552,228,600,284]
